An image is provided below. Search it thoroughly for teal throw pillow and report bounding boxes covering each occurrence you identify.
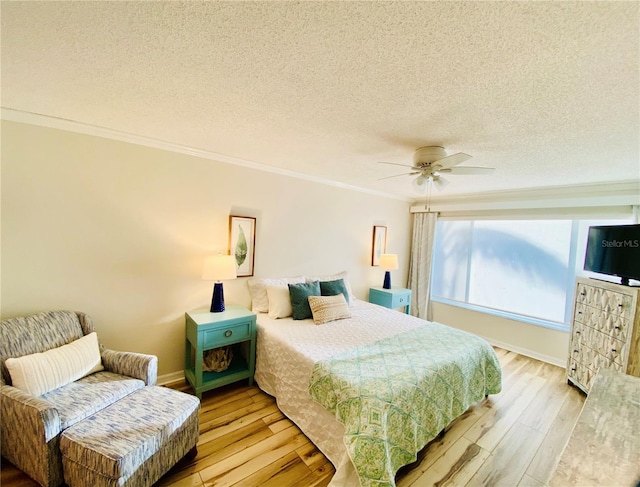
[320,278,350,304]
[288,281,321,320]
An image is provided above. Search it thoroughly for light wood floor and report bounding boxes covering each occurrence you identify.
[1,347,585,487]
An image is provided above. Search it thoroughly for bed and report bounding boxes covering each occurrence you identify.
[254,293,502,487]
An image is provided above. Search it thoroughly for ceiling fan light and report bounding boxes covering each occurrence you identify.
[412,174,428,192]
[433,175,450,189]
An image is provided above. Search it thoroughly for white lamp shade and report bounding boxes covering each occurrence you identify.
[202,255,237,281]
[379,253,399,271]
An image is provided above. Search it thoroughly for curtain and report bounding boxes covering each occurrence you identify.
[634,205,640,224]
[407,212,438,320]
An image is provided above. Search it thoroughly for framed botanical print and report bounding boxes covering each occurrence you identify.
[229,216,256,277]
[372,225,387,266]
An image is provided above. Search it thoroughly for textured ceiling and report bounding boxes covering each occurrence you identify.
[2,1,639,200]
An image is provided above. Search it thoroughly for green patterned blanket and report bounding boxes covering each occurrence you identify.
[309,322,502,487]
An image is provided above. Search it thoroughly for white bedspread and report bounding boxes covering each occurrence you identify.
[254,300,427,486]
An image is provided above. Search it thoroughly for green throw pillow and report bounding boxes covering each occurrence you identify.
[288,281,321,320]
[320,278,350,304]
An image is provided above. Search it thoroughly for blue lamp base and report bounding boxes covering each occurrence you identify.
[210,282,225,312]
[383,271,391,289]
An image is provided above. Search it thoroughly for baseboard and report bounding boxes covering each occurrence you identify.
[483,336,567,368]
[158,370,185,387]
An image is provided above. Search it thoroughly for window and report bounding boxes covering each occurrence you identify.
[431,217,632,330]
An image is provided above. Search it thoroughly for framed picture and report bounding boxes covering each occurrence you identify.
[229,216,256,277]
[371,225,387,266]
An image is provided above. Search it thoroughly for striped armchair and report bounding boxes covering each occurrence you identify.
[0,311,158,487]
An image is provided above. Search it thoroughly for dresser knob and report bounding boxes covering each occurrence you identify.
[580,291,586,296]
[224,330,232,338]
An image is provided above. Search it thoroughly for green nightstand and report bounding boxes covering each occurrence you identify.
[184,305,256,399]
[369,287,412,314]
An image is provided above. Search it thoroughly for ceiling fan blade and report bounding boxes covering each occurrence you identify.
[435,152,472,170]
[378,171,420,180]
[378,161,416,169]
[441,166,495,175]
[433,175,450,190]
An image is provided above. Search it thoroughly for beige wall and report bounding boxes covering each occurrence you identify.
[1,121,412,377]
[432,302,569,366]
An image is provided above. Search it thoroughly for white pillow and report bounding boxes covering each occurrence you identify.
[266,284,293,319]
[247,276,305,312]
[306,271,356,302]
[5,332,104,397]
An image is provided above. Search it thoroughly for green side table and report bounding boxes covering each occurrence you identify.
[184,305,256,399]
[369,287,412,314]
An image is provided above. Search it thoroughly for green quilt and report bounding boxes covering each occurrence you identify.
[308,323,502,487]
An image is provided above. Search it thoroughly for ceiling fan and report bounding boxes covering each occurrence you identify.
[379,146,495,191]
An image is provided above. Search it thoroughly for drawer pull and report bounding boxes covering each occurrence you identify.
[614,325,620,330]
[224,330,233,338]
[618,303,623,308]
[611,348,616,352]
[571,366,577,371]
[580,291,586,296]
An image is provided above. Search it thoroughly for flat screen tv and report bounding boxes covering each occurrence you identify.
[584,224,640,285]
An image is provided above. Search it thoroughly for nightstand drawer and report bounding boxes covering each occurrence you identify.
[391,293,410,308]
[203,321,251,348]
[369,287,412,314]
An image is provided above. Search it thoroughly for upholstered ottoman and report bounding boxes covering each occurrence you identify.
[60,386,199,487]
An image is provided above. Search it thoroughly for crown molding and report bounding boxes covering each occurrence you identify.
[4,108,636,210]
[1,107,411,203]
[410,180,640,213]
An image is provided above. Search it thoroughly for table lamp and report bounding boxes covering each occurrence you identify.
[202,255,237,312]
[379,253,398,289]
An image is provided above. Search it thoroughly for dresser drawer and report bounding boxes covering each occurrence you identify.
[573,343,597,370]
[576,304,630,341]
[573,302,591,325]
[599,314,630,342]
[203,321,251,348]
[603,336,627,366]
[569,278,640,394]
[568,359,595,392]
[576,283,633,319]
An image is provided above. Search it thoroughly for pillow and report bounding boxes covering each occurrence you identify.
[308,294,351,325]
[306,271,355,302]
[247,276,305,313]
[266,285,294,319]
[320,278,350,304]
[289,281,321,320]
[5,332,104,397]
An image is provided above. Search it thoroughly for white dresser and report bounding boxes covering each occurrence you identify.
[567,277,640,393]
